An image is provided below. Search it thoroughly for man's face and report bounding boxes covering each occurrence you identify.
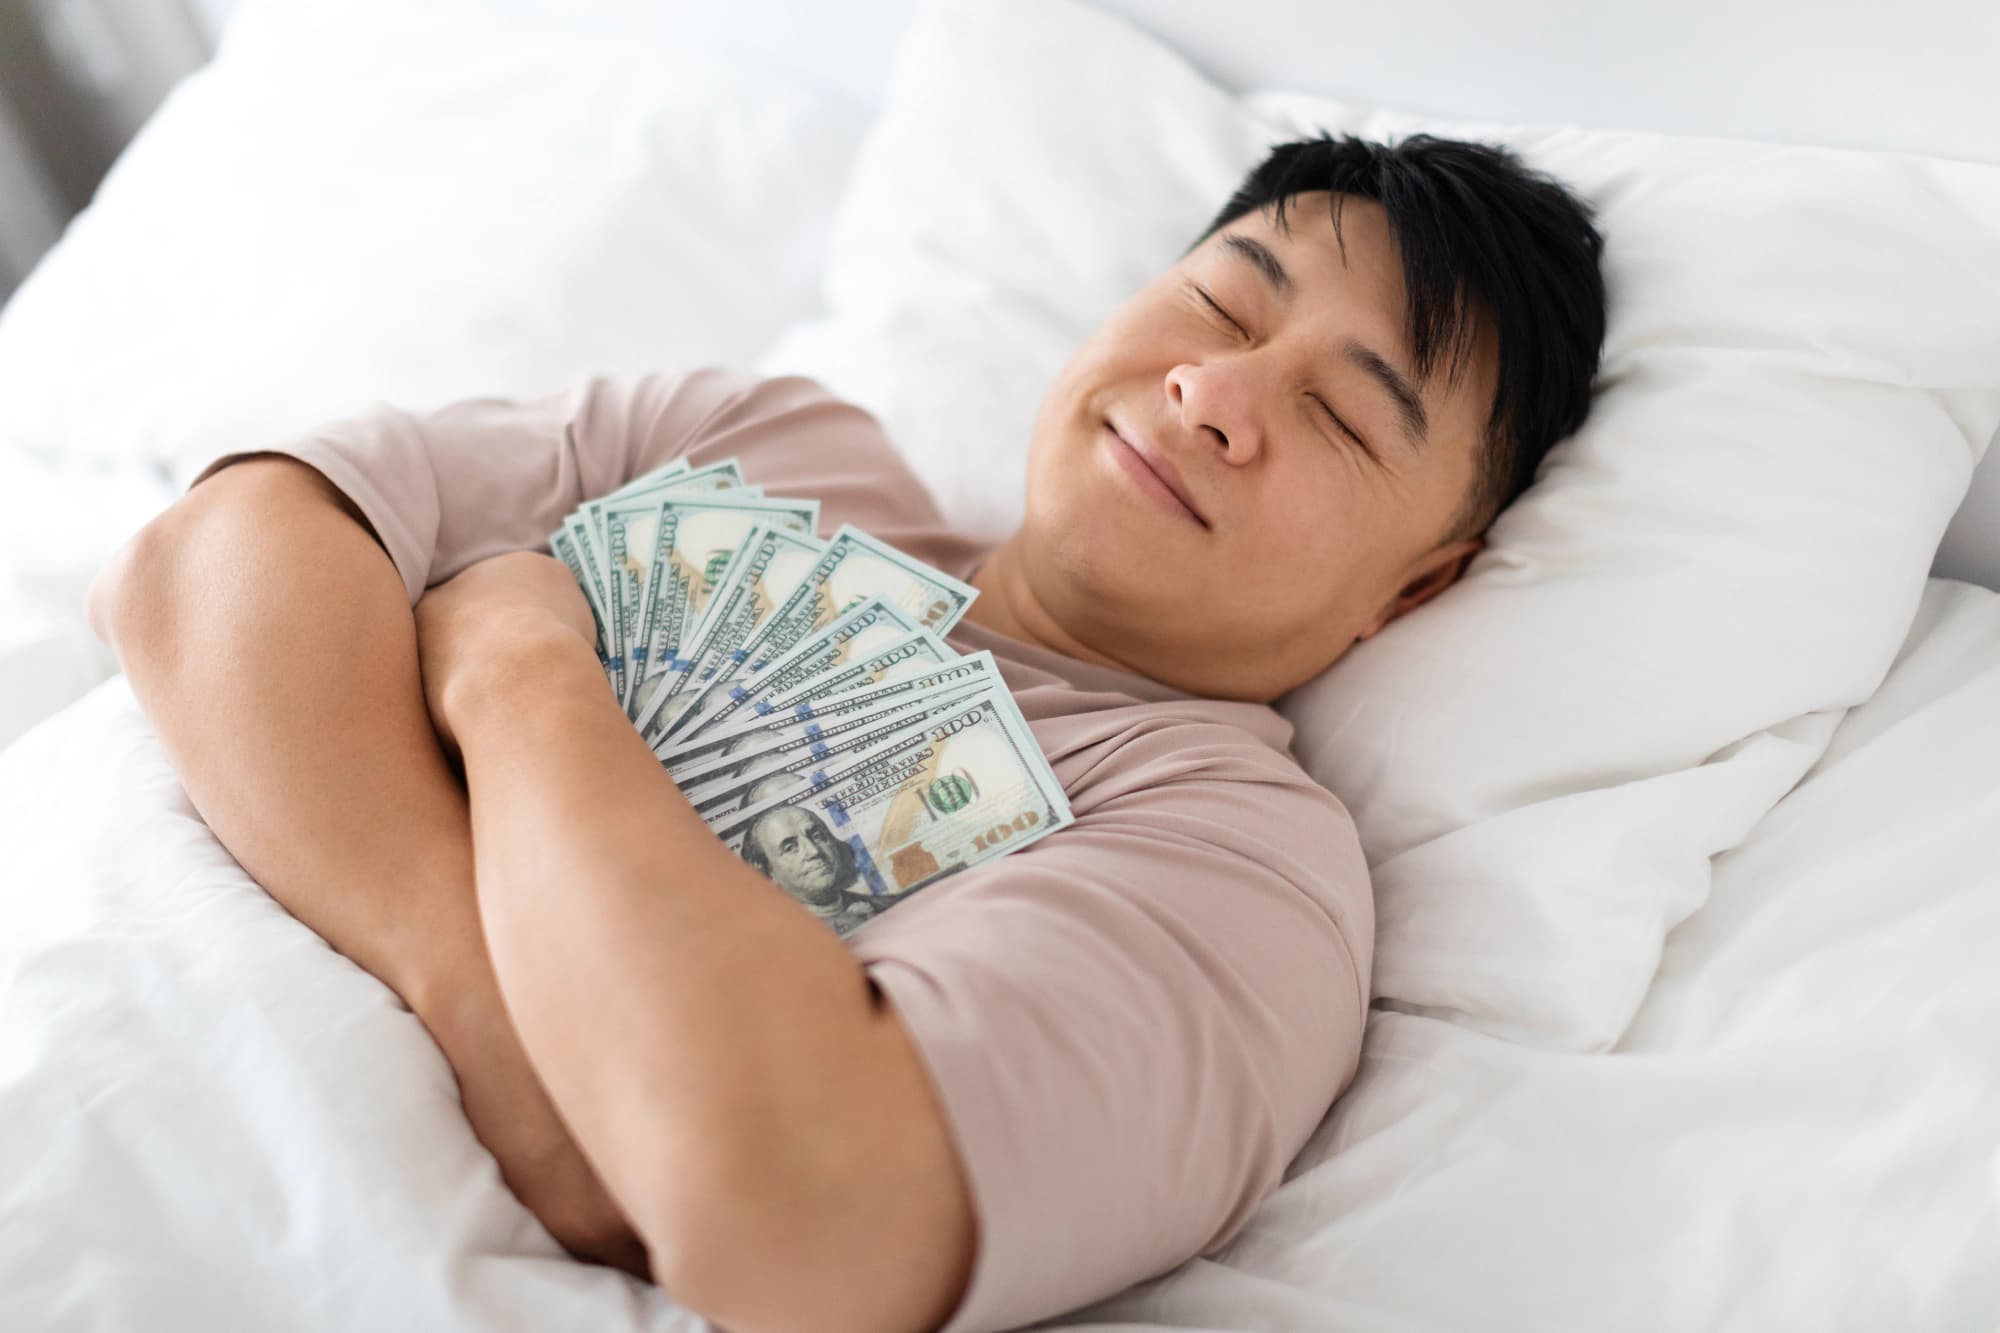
[749,807,848,904]
[1018,191,1501,700]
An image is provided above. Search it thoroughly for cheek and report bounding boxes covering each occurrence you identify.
[1227,472,1371,617]
[1248,467,1347,563]
[1048,306,1172,403]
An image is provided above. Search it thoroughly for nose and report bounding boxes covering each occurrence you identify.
[1165,358,1265,465]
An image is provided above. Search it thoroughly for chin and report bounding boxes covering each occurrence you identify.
[1027,489,1157,609]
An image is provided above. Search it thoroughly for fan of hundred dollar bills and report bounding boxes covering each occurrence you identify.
[548,457,1074,937]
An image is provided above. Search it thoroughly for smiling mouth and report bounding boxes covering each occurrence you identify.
[1105,422,1208,529]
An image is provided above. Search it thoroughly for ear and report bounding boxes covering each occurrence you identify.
[1356,538,1484,641]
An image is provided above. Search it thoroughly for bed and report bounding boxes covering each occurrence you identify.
[3,1,1998,1329]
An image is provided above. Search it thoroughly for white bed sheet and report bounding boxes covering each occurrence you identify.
[0,453,173,752]
[1045,576,2000,1332]
[3,577,1995,1331]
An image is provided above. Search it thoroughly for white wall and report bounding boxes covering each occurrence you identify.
[653,0,2000,165]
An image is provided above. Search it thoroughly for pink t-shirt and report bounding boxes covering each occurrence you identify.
[199,368,1374,1333]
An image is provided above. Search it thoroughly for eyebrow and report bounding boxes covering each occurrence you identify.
[1219,233,1431,450]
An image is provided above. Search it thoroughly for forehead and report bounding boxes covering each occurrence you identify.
[756,808,813,841]
[1211,192,1410,344]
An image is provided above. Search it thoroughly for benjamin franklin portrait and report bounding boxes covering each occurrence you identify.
[740,804,884,934]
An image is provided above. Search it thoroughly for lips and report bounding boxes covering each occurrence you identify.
[1107,420,1207,527]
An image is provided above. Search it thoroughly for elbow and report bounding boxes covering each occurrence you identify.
[88,490,228,671]
[85,544,126,647]
[634,1004,980,1333]
[87,517,180,659]
[87,456,327,662]
[640,1129,975,1333]
[633,1151,802,1333]
[89,454,352,656]
[637,1167,873,1333]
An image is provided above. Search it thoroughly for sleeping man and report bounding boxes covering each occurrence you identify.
[86,132,1605,1333]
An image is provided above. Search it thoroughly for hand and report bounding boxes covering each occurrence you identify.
[431,974,654,1280]
[413,551,601,758]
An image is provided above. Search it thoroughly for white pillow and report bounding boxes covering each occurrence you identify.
[761,0,2000,1049]
[0,0,872,488]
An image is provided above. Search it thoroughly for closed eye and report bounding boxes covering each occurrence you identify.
[1310,394,1377,460]
[1193,284,1378,462]
[1192,283,1243,334]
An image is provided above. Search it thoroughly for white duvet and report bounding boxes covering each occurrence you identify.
[2,0,1995,1324]
[0,453,173,753]
[3,575,1996,1331]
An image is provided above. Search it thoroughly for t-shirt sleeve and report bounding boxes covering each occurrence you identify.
[846,729,1373,1333]
[184,368,773,605]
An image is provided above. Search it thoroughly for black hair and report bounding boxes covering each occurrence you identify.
[1193,131,1608,546]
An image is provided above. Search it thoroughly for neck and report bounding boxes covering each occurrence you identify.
[964,533,1136,675]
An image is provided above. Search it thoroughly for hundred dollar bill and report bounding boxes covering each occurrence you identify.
[549,521,616,676]
[601,457,690,500]
[576,459,755,617]
[595,484,756,680]
[588,462,760,564]
[740,627,956,719]
[707,690,1074,938]
[659,525,979,743]
[666,597,924,744]
[589,462,742,542]
[590,459,690,522]
[604,495,817,711]
[554,463,748,689]
[632,525,831,737]
[673,624,954,748]
[667,680,995,796]
[588,461,758,561]
[655,650,1005,771]
[598,456,745,509]
[555,515,626,692]
[623,500,814,705]
[680,682,997,817]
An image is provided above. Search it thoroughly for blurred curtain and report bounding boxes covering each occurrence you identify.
[0,0,216,303]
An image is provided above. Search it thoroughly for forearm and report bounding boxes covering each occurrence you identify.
[94,458,477,1007]
[448,625,965,1329]
[91,459,644,1270]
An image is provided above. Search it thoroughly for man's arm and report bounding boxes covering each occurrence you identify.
[413,553,976,1333]
[87,458,645,1270]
